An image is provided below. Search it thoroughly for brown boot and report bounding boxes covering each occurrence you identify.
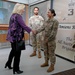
[47,64,54,72]
[30,51,36,57]
[41,61,49,67]
[38,52,41,58]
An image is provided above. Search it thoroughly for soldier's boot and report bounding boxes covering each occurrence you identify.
[47,63,54,72]
[38,52,41,58]
[41,60,49,67]
[30,51,36,57]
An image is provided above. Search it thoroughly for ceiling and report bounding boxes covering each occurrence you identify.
[2,0,46,5]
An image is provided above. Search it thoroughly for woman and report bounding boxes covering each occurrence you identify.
[5,3,33,74]
[36,9,59,72]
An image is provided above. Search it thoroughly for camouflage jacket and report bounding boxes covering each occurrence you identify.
[29,15,44,36]
[29,15,44,30]
[37,18,59,41]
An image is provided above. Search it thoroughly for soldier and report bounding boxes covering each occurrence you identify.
[35,9,59,72]
[29,7,44,58]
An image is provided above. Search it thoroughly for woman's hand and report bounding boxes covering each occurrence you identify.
[32,30,36,35]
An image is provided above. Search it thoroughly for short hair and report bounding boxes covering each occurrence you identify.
[12,3,25,15]
[49,9,56,16]
[33,7,39,10]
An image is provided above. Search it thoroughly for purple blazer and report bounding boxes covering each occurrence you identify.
[7,13,31,42]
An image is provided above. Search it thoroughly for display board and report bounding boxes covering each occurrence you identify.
[53,0,75,62]
[54,0,75,23]
[56,24,75,61]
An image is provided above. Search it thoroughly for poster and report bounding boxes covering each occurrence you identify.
[56,24,75,61]
[54,0,75,23]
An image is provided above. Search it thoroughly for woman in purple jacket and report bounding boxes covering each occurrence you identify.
[5,3,33,74]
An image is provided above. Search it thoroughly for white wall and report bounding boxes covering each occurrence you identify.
[8,0,28,4]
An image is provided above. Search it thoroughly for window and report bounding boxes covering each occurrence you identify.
[0,1,26,24]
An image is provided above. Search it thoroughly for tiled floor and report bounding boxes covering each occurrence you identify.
[0,45,75,75]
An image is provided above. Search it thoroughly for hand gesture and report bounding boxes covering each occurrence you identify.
[32,30,36,35]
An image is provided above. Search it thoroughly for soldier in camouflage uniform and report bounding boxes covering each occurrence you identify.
[29,7,44,58]
[36,9,59,72]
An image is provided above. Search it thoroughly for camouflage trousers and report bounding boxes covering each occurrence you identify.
[44,40,56,64]
[31,34,42,52]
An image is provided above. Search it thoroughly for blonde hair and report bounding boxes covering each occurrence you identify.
[12,3,25,15]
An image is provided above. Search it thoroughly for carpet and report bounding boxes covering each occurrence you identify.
[52,68,75,75]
